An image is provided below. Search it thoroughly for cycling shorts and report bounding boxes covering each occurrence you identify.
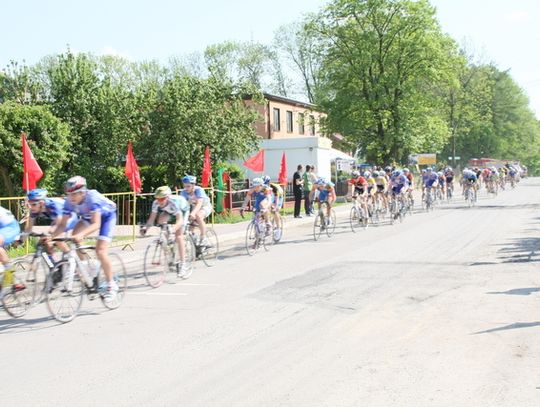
[80,211,116,241]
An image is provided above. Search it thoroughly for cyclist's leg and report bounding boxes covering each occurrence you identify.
[95,212,116,284]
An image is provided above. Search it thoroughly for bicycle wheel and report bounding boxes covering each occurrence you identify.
[46,262,84,323]
[246,222,259,256]
[2,258,36,318]
[99,252,127,310]
[271,216,284,243]
[200,228,219,267]
[143,241,167,288]
[326,209,337,237]
[30,257,49,305]
[313,211,323,241]
[178,235,196,279]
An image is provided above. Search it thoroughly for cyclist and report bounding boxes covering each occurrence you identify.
[262,175,283,239]
[437,171,446,201]
[241,178,273,235]
[311,178,336,227]
[423,168,438,205]
[180,175,213,246]
[0,205,21,293]
[348,170,369,218]
[23,189,78,258]
[141,186,191,277]
[365,171,377,206]
[373,171,389,211]
[403,168,415,205]
[52,176,118,302]
[444,167,455,198]
[462,168,478,199]
[389,170,409,217]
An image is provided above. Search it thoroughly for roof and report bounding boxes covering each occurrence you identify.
[243,92,320,111]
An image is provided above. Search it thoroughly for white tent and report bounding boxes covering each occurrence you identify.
[328,148,355,161]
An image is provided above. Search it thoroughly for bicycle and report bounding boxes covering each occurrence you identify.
[350,196,369,232]
[422,187,435,212]
[244,210,271,256]
[269,208,284,243]
[186,220,219,267]
[0,254,37,318]
[446,182,454,202]
[313,201,336,241]
[389,193,406,224]
[464,184,477,207]
[143,224,195,288]
[46,237,127,323]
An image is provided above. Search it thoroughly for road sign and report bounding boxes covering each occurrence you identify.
[409,153,437,165]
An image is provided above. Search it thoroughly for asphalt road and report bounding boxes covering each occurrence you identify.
[2,179,540,407]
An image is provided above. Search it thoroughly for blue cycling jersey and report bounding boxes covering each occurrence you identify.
[62,190,116,221]
[181,186,210,207]
[151,195,189,215]
[31,198,65,221]
[0,206,16,228]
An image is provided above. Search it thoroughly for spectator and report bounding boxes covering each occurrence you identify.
[303,165,314,216]
[293,165,304,218]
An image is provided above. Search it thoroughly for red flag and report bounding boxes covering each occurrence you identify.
[21,132,43,191]
[125,141,142,193]
[278,151,287,186]
[243,150,265,172]
[201,146,211,187]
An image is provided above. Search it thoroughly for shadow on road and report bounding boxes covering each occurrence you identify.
[487,287,540,296]
[495,237,540,264]
[0,310,99,334]
[472,321,540,335]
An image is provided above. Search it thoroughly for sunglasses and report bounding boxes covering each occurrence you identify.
[28,202,41,207]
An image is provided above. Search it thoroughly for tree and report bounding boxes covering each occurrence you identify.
[311,0,458,164]
[0,102,70,196]
[140,74,261,188]
[274,18,322,103]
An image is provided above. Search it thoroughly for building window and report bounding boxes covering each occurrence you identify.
[310,115,316,135]
[298,113,305,135]
[286,111,293,133]
[273,108,281,132]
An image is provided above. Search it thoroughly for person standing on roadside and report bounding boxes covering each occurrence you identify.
[293,165,304,218]
[308,165,318,214]
[303,165,313,216]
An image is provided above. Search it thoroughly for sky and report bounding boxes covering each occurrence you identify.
[1,0,539,117]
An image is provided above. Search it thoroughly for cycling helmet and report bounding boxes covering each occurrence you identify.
[426,167,433,173]
[437,171,443,176]
[182,175,196,184]
[316,178,326,185]
[27,189,48,201]
[252,177,264,187]
[64,176,87,193]
[403,168,409,174]
[351,170,360,178]
[421,169,427,174]
[392,170,401,177]
[363,171,371,178]
[262,175,271,184]
[446,166,452,172]
[154,186,172,198]
[372,171,379,177]
[384,166,392,172]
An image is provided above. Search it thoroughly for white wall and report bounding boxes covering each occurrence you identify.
[233,136,333,182]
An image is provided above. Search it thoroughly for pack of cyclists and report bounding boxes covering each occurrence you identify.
[0,161,525,319]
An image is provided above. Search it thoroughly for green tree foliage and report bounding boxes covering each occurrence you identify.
[143,74,261,188]
[312,0,457,164]
[0,102,70,196]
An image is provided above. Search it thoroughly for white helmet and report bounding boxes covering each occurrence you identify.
[252,177,264,187]
[363,171,371,178]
